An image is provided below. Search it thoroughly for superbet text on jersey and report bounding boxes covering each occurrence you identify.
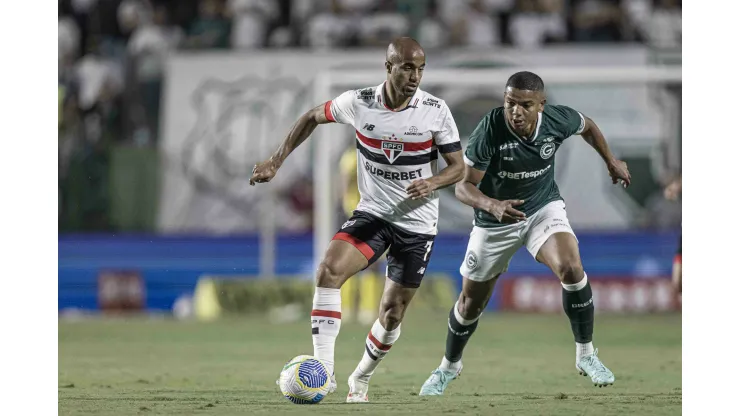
[324,83,461,235]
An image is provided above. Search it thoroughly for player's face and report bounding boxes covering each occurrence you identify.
[503,87,545,137]
[387,53,425,97]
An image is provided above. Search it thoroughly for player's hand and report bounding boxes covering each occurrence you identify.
[607,159,631,188]
[664,179,682,201]
[249,159,279,185]
[488,199,526,224]
[406,179,437,200]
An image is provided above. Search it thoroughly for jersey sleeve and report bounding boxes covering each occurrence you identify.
[325,90,356,125]
[464,113,495,171]
[432,102,462,154]
[549,105,586,138]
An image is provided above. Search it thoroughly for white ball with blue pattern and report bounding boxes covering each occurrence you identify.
[278,355,331,404]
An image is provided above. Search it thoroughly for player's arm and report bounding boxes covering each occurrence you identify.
[579,115,631,187]
[455,166,526,223]
[455,111,525,223]
[249,103,333,185]
[406,150,465,200]
[407,102,465,199]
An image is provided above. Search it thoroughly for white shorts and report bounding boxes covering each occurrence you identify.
[459,200,577,282]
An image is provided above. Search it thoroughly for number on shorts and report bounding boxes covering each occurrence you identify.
[423,240,434,262]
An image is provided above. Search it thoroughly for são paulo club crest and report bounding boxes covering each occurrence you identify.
[381,134,404,164]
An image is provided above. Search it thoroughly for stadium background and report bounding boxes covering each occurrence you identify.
[58,0,681,319]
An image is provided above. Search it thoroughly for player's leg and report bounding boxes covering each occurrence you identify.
[439,275,498,369]
[357,257,385,325]
[526,201,614,387]
[312,212,390,384]
[419,225,523,396]
[346,230,435,403]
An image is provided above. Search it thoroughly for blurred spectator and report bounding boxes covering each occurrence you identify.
[127,5,183,142]
[571,0,624,42]
[447,0,505,47]
[631,0,681,47]
[118,0,152,38]
[358,0,410,47]
[416,0,448,49]
[59,15,81,78]
[226,0,280,49]
[127,5,182,76]
[304,0,355,49]
[71,0,99,14]
[75,40,123,114]
[184,0,231,50]
[509,0,567,49]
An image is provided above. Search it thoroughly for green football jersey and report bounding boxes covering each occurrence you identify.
[464,104,585,228]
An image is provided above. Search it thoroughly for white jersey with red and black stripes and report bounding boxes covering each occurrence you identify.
[325,82,461,235]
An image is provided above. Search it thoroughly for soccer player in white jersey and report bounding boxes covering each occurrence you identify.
[250,37,465,403]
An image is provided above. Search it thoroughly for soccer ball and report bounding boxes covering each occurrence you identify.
[278,355,331,404]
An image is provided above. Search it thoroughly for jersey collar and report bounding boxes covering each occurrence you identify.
[505,112,543,142]
[376,82,421,112]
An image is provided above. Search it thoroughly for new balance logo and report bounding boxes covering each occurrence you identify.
[417,267,426,274]
[363,123,375,131]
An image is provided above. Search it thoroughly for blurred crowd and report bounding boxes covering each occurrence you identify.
[58,0,681,142]
[58,0,681,231]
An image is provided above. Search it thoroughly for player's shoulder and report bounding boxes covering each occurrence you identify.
[415,89,447,111]
[334,85,381,108]
[482,106,506,128]
[468,107,503,141]
[543,104,581,120]
[352,85,379,103]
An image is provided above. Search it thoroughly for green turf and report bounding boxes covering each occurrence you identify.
[59,311,681,415]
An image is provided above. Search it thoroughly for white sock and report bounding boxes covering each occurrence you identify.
[440,356,463,372]
[311,287,342,376]
[576,342,594,362]
[352,319,401,382]
[561,273,589,292]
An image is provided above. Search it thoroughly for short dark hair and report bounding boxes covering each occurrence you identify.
[506,71,545,92]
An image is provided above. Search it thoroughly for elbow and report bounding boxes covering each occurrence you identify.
[454,180,466,201]
[582,116,596,135]
[304,106,324,127]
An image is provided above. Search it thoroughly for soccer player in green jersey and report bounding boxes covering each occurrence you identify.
[419,71,631,394]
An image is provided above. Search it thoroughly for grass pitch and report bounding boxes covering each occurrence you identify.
[59,311,681,415]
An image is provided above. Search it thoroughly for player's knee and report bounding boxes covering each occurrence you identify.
[316,260,344,289]
[457,293,486,321]
[378,299,405,330]
[554,261,584,285]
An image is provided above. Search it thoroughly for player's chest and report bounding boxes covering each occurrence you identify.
[494,132,560,170]
[355,108,436,142]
